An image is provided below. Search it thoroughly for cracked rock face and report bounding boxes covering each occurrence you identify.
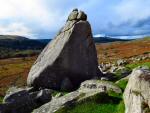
[123,68,150,113]
[27,9,101,91]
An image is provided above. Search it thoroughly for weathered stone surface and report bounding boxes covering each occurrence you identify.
[123,68,150,113]
[33,91,80,113]
[27,9,101,90]
[31,89,52,105]
[79,80,122,94]
[60,77,73,91]
[33,80,121,113]
[77,11,87,20]
[0,87,52,113]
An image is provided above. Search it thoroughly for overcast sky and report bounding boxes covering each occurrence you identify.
[0,0,150,39]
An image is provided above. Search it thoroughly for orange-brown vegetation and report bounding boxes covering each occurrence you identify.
[96,38,150,63]
[0,56,37,96]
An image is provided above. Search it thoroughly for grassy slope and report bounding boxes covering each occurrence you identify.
[0,56,37,96]
[56,91,125,113]
[126,62,150,69]
[96,37,150,63]
[0,35,46,59]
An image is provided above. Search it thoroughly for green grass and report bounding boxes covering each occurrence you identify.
[56,93,125,113]
[114,62,150,81]
[113,67,131,80]
[58,102,118,113]
[116,79,128,91]
[0,96,3,103]
[126,62,150,70]
[108,90,122,99]
[116,100,125,113]
[51,90,69,97]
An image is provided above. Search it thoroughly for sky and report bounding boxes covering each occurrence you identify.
[0,0,150,39]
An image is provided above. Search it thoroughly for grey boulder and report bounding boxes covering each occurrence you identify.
[27,9,101,91]
[0,87,52,113]
[123,68,150,113]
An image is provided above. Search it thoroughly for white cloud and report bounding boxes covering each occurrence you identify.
[0,23,36,39]
[0,0,97,38]
[0,0,150,39]
[0,0,67,38]
[115,0,150,22]
[94,34,106,37]
[0,0,64,30]
[113,34,149,39]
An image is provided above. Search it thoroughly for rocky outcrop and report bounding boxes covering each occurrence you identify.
[33,91,80,113]
[79,80,122,94]
[27,9,101,91]
[123,68,150,113]
[0,87,52,113]
[33,80,121,113]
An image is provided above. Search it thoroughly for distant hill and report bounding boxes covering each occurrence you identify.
[0,35,47,59]
[93,36,131,43]
[0,35,46,50]
[35,39,51,45]
[0,35,28,40]
[0,35,148,59]
[32,37,131,45]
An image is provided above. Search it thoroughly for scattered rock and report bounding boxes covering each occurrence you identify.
[123,68,150,113]
[109,66,118,73]
[101,77,109,81]
[27,9,102,91]
[33,80,122,113]
[33,91,80,113]
[1,87,52,113]
[32,89,52,105]
[79,80,122,94]
[117,59,127,66]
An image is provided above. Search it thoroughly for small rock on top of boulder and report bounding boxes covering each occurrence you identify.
[27,9,102,91]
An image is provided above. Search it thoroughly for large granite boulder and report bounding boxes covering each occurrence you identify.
[123,68,150,113]
[27,9,101,90]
